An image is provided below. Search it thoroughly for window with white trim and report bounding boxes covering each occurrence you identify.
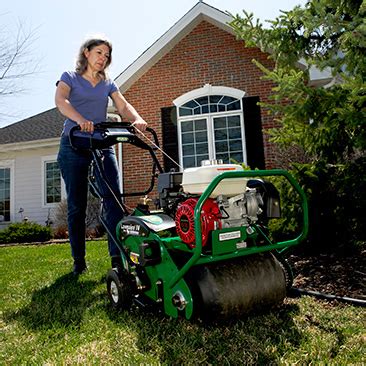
[44,161,61,205]
[0,168,11,221]
[175,86,246,169]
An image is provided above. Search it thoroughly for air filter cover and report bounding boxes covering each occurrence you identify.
[181,162,248,198]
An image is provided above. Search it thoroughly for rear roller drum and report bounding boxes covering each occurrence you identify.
[188,252,287,320]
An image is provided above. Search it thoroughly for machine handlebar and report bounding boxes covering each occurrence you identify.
[68,121,160,152]
[69,122,136,150]
[68,121,164,195]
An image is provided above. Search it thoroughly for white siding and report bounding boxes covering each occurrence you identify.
[0,145,64,227]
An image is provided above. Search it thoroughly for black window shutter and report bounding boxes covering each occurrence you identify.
[161,106,179,172]
[242,96,265,169]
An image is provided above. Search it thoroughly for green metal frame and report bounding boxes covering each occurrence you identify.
[167,169,308,289]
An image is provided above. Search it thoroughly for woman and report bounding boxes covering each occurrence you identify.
[55,38,147,275]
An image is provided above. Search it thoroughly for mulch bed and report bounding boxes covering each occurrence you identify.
[287,249,366,300]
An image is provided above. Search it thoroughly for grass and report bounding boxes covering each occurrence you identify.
[1,241,365,365]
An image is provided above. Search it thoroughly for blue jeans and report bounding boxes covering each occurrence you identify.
[57,136,123,260]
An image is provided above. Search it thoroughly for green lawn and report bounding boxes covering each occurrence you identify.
[1,241,365,365]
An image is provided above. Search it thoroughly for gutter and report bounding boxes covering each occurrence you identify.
[0,138,60,152]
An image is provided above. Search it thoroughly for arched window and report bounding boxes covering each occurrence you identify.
[174,85,246,169]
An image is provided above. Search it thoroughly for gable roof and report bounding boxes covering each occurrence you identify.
[0,108,64,145]
[115,1,333,92]
[115,1,233,92]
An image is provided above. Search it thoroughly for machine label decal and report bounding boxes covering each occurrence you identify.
[122,224,141,236]
[236,241,247,249]
[219,231,241,241]
[116,137,129,142]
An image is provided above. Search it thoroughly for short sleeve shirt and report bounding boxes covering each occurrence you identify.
[58,71,118,135]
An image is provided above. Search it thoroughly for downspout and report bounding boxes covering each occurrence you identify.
[118,143,123,193]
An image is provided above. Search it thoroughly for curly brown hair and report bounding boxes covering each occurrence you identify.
[75,38,113,79]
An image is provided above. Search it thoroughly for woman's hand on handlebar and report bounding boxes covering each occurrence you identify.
[132,118,147,132]
[78,119,94,133]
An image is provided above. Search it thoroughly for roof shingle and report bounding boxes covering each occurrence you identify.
[0,108,64,144]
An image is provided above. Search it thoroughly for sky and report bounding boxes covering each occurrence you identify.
[1,0,307,128]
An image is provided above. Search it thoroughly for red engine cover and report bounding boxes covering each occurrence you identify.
[175,197,221,248]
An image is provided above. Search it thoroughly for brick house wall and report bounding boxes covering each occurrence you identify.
[119,20,278,205]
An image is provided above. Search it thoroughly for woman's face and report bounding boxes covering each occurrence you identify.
[84,43,111,72]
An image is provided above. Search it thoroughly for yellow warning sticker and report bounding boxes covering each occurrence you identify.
[130,252,139,264]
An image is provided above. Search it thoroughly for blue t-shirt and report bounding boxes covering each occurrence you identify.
[58,71,118,135]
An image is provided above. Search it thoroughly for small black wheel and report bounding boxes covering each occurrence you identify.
[106,269,132,310]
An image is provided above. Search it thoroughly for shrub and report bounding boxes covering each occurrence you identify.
[231,1,366,253]
[268,158,366,253]
[53,194,104,239]
[0,222,52,244]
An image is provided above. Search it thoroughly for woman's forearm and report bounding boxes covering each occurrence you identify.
[119,101,144,123]
[55,98,87,125]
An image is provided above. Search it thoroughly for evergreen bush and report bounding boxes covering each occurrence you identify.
[0,222,52,244]
[231,0,366,252]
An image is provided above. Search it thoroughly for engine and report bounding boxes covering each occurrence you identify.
[175,197,221,248]
[174,189,266,247]
[157,162,281,248]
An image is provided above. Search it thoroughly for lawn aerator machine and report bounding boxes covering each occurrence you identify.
[70,122,308,320]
